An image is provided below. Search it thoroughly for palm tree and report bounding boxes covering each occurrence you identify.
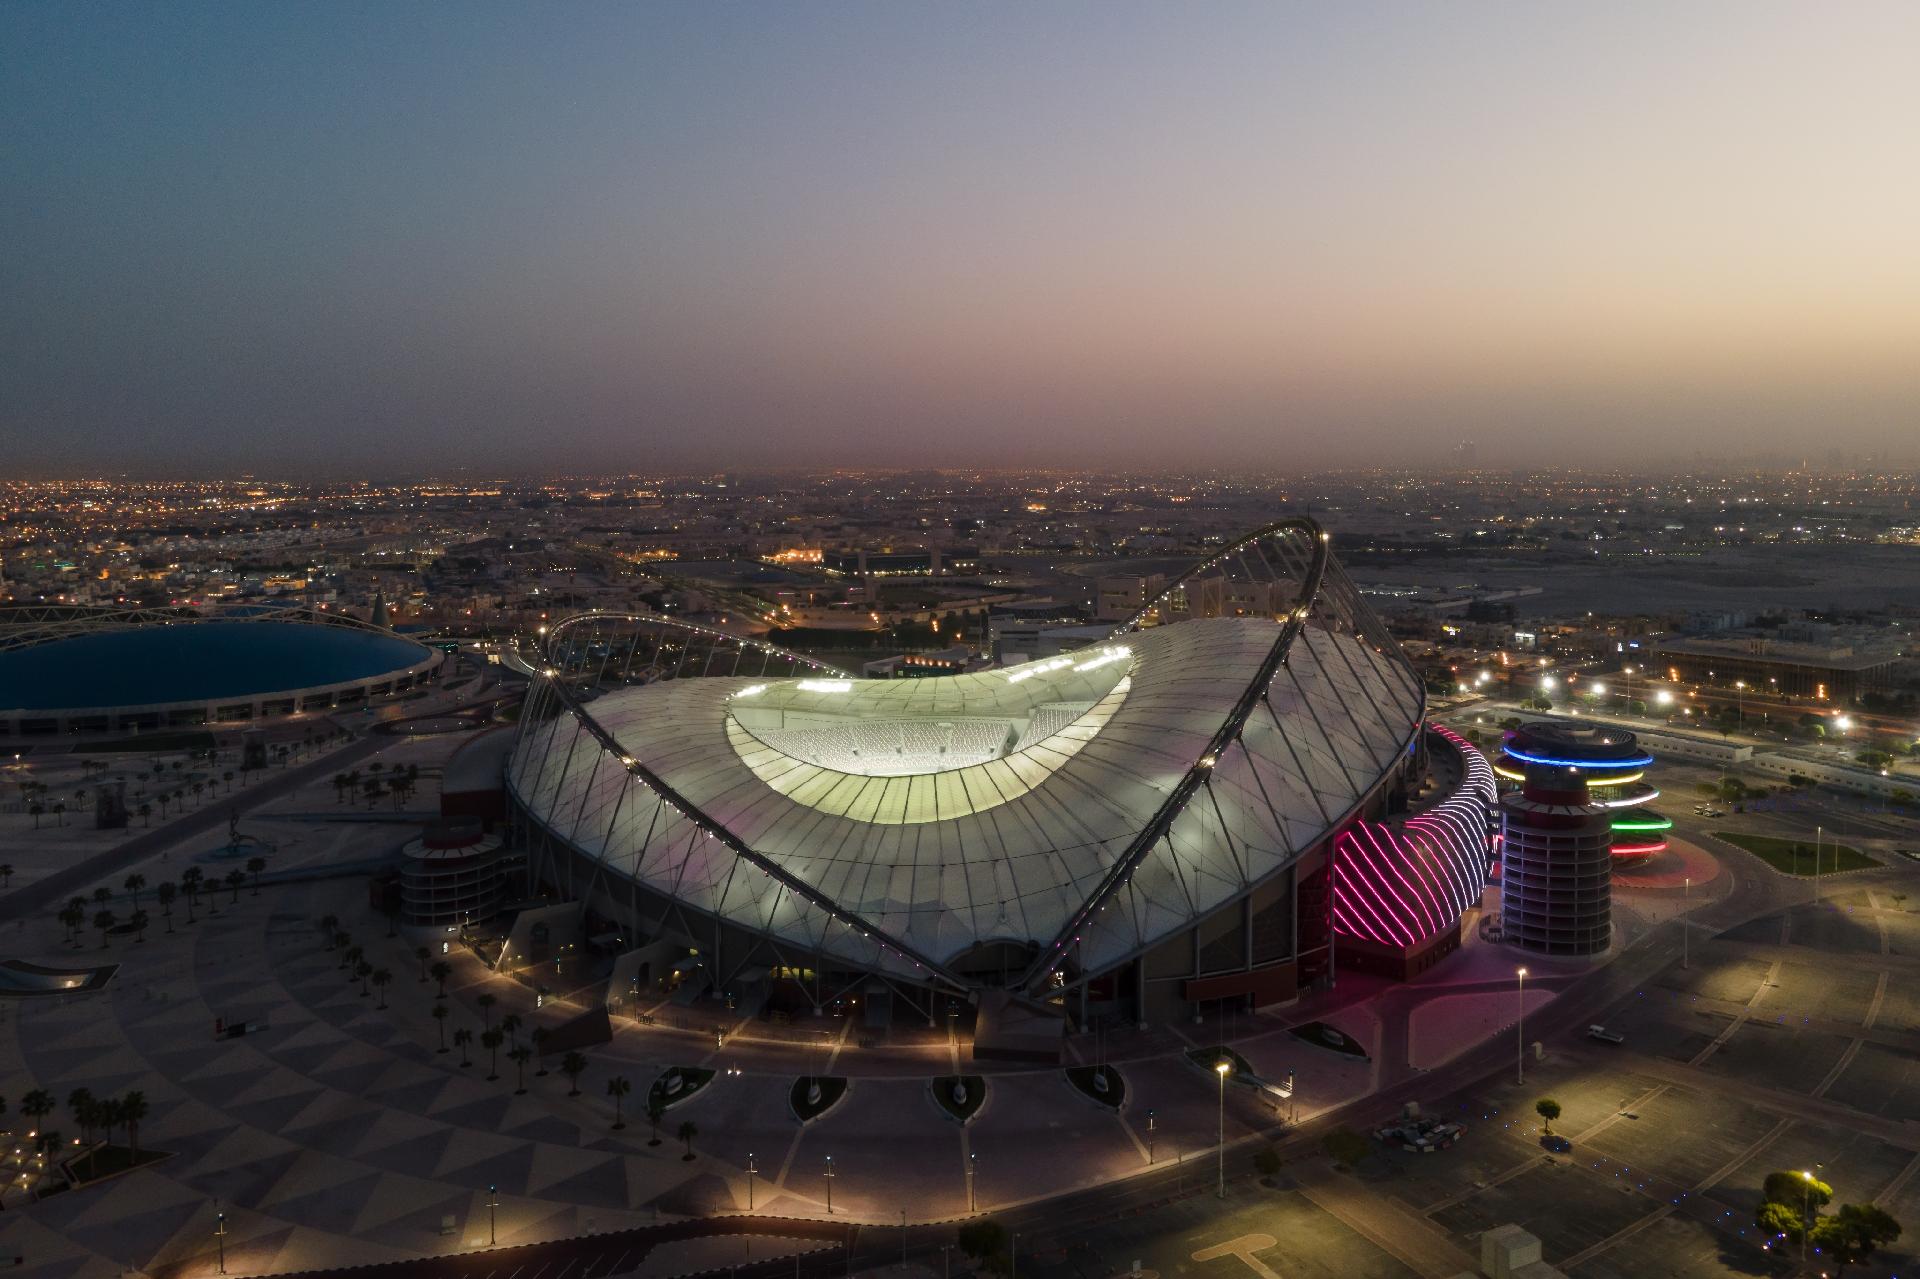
[137,802,151,826]
[93,909,116,947]
[180,867,204,920]
[223,769,235,793]
[431,959,452,998]
[371,967,392,1008]
[93,885,111,907]
[509,1045,532,1094]
[332,772,348,804]
[319,913,340,946]
[224,869,244,903]
[355,960,373,997]
[156,882,177,931]
[453,1028,474,1067]
[476,992,497,1029]
[0,862,12,889]
[646,1097,665,1146]
[121,1091,148,1156]
[606,1075,631,1129]
[58,899,85,946]
[415,945,431,982]
[123,873,145,910]
[19,1089,54,1136]
[344,944,364,974]
[66,1088,96,1145]
[130,909,149,942]
[482,1027,504,1080]
[432,1003,450,1053]
[531,1026,550,1075]
[677,1119,698,1160]
[561,1051,588,1096]
[500,1012,522,1051]
[246,856,266,894]
[362,777,381,808]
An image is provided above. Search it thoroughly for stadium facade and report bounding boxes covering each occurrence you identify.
[508,520,1495,1040]
[0,604,443,737]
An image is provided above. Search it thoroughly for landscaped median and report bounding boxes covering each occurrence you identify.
[1063,1064,1125,1109]
[648,1066,715,1112]
[1715,831,1876,875]
[930,1075,987,1124]
[789,1075,849,1124]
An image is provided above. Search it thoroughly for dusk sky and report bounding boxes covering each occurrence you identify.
[4,3,1917,477]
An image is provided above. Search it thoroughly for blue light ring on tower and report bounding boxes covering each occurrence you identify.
[1502,745,1654,769]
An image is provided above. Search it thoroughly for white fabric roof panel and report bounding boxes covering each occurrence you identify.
[508,616,1422,983]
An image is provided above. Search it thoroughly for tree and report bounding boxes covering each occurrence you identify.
[344,944,364,975]
[181,867,204,920]
[66,1088,96,1145]
[319,913,339,946]
[482,1027,504,1080]
[59,900,86,946]
[432,1003,450,1053]
[500,1013,522,1051]
[1757,1199,1803,1244]
[1813,1202,1902,1268]
[607,1075,631,1129]
[676,1119,697,1160]
[121,1091,148,1156]
[19,1089,54,1134]
[156,881,177,932]
[477,992,498,1029]
[93,909,116,947]
[138,802,151,826]
[1253,1145,1283,1178]
[332,772,348,804]
[1535,1098,1562,1135]
[531,1026,550,1075]
[1758,1169,1832,1242]
[453,1027,474,1067]
[123,873,146,910]
[371,967,392,1009]
[415,945,431,983]
[645,1096,665,1146]
[957,1220,1008,1267]
[1321,1128,1370,1168]
[431,959,452,998]
[355,960,374,997]
[246,856,266,894]
[130,909,149,942]
[561,1051,588,1096]
[509,1046,533,1095]
[224,869,244,903]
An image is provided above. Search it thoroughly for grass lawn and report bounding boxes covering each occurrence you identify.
[1715,831,1877,875]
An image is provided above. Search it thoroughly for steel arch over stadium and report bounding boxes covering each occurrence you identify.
[508,520,1460,1026]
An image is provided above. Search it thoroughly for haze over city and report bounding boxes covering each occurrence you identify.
[6,1,1919,476]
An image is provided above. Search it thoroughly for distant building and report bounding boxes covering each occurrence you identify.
[1651,634,1904,700]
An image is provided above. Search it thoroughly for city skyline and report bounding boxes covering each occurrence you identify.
[5,2,1918,476]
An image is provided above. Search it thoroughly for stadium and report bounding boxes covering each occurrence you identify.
[508,520,1495,1049]
[0,604,444,738]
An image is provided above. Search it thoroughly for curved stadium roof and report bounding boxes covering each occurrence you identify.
[508,522,1425,993]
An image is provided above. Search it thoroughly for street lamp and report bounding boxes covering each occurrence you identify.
[1682,878,1690,970]
[967,1151,976,1212]
[1215,1059,1232,1198]
[1146,1108,1156,1163]
[1801,1169,1819,1269]
[488,1184,498,1245]
[747,1152,756,1211]
[215,1211,228,1275]
[1515,968,1528,1084]
[824,1154,834,1215]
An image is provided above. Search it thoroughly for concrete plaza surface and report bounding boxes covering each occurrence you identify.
[7,699,1920,1278]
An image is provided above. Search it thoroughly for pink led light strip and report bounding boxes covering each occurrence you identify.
[1332,725,1495,949]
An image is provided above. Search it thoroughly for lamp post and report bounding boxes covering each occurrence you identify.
[1146,1108,1156,1163]
[488,1184,498,1245]
[824,1154,834,1215]
[967,1151,976,1211]
[215,1211,228,1275]
[1801,1169,1818,1269]
[1215,1059,1231,1198]
[1682,878,1690,970]
[1814,825,1822,904]
[747,1152,756,1211]
[1515,968,1528,1085]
